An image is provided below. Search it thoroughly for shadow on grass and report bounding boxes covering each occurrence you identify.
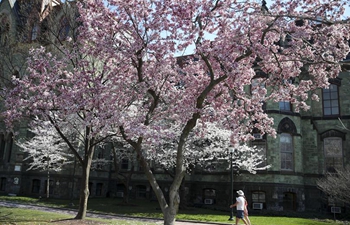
[0,211,14,224]
[51,218,106,224]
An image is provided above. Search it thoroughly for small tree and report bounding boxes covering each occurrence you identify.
[317,166,350,205]
[16,118,73,199]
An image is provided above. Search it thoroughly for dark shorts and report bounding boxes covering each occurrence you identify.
[236,210,244,219]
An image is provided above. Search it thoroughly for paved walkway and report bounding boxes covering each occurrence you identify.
[0,201,232,225]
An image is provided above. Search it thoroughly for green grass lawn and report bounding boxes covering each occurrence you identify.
[0,206,158,225]
[0,195,347,225]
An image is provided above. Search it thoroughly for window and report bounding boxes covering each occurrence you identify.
[0,177,6,191]
[136,185,147,198]
[59,17,70,41]
[279,101,291,111]
[324,137,343,172]
[203,188,216,199]
[280,133,293,170]
[252,191,266,203]
[32,179,41,193]
[96,183,103,196]
[31,23,39,41]
[121,159,129,170]
[283,192,297,211]
[323,84,339,116]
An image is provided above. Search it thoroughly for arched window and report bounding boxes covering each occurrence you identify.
[324,137,343,173]
[59,17,70,41]
[280,133,293,170]
[321,129,345,173]
[278,118,297,171]
[31,23,39,41]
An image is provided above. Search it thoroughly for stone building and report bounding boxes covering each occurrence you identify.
[0,0,349,216]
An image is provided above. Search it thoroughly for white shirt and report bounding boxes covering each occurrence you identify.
[236,196,246,211]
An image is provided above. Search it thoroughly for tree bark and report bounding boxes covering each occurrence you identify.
[163,206,177,225]
[75,154,93,219]
[140,152,184,225]
[46,168,50,199]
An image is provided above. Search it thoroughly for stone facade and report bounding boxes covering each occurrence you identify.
[0,0,349,216]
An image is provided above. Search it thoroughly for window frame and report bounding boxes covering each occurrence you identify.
[280,133,294,171]
[136,185,147,198]
[252,191,266,203]
[324,137,343,173]
[322,83,340,116]
[279,101,292,111]
[121,159,129,170]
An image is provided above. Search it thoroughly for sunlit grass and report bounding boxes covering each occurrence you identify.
[0,206,158,225]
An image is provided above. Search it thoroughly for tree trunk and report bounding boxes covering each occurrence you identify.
[140,154,183,225]
[75,158,92,219]
[46,168,50,199]
[163,206,177,225]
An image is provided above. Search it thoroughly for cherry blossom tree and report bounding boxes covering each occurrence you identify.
[16,118,73,199]
[3,0,350,224]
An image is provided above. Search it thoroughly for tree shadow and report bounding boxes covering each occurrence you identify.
[0,211,50,224]
[0,212,14,224]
